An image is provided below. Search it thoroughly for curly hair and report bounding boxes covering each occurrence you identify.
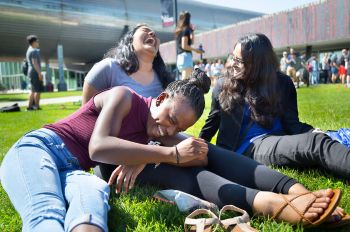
[165,68,211,119]
[104,24,172,89]
[219,33,282,129]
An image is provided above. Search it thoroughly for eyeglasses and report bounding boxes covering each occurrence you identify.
[231,55,244,65]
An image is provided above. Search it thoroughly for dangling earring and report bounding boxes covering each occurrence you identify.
[156,100,161,106]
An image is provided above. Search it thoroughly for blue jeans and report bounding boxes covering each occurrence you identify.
[0,128,110,232]
[176,52,193,72]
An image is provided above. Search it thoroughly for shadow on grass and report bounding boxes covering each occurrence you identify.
[108,185,184,232]
[15,105,80,112]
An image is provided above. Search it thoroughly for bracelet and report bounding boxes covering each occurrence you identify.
[174,145,180,164]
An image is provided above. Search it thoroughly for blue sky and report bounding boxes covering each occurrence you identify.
[194,0,318,14]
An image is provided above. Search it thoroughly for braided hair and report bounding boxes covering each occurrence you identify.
[164,68,211,119]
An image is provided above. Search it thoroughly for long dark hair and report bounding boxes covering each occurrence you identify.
[175,11,191,37]
[219,33,282,129]
[104,24,172,89]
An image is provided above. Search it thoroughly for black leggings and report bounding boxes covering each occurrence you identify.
[247,131,350,179]
[93,143,297,215]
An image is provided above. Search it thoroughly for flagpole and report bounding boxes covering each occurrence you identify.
[174,0,179,80]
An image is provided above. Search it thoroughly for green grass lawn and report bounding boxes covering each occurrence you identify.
[0,90,83,102]
[0,84,350,231]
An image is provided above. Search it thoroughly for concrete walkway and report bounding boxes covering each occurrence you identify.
[0,96,82,108]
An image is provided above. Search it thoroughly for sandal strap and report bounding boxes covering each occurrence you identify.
[184,209,219,232]
[272,192,316,225]
[219,205,250,227]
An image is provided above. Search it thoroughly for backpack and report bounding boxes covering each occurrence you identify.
[326,128,350,148]
[0,103,20,113]
[21,59,28,76]
[307,63,313,72]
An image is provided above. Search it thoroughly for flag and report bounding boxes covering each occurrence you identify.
[160,0,174,27]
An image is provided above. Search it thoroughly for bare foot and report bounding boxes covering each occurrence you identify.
[253,189,337,225]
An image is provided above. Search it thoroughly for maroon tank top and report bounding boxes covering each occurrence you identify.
[44,90,152,170]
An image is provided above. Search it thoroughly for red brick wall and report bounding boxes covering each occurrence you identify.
[160,0,350,63]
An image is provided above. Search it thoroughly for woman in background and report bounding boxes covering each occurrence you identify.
[175,11,204,79]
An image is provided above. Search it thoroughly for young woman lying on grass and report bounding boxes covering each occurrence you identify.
[0,69,344,232]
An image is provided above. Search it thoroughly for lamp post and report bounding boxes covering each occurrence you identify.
[174,0,179,80]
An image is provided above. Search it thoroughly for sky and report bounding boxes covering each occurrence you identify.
[194,0,319,14]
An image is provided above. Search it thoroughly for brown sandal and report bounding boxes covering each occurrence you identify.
[323,214,350,228]
[272,188,341,227]
[219,205,259,232]
[184,209,219,232]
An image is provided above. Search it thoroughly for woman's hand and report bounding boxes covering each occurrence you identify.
[108,164,146,194]
[175,137,208,164]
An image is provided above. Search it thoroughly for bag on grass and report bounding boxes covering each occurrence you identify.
[21,59,28,76]
[0,103,20,112]
[326,128,350,148]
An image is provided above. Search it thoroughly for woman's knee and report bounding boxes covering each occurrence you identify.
[23,203,66,231]
[138,165,202,195]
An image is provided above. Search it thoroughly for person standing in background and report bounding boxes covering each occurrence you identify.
[26,35,43,111]
[339,49,349,85]
[345,49,350,88]
[280,51,288,74]
[331,53,339,83]
[175,11,204,79]
[322,53,330,84]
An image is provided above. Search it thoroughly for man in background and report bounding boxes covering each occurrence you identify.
[26,35,43,110]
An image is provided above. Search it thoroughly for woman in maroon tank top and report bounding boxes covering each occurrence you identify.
[0,69,211,232]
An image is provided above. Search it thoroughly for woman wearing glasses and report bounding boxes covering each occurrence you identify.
[199,33,350,180]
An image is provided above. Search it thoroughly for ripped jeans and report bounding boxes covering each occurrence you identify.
[0,128,110,232]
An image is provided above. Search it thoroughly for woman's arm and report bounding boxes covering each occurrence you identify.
[157,133,208,167]
[82,82,98,104]
[279,73,313,134]
[89,87,207,166]
[82,59,113,104]
[181,36,202,54]
[89,87,176,165]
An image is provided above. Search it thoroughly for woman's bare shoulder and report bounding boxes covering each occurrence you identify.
[94,86,133,109]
